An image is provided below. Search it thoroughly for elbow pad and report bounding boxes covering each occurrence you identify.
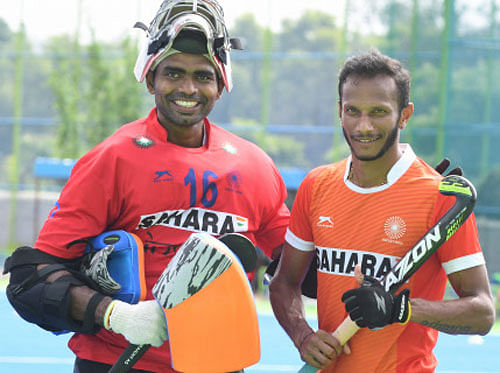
[4,246,103,334]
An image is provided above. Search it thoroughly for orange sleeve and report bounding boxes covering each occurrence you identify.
[287,165,330,248]
[432,191,484,273]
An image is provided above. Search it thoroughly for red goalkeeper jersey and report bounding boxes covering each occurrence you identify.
[286,145,484,373]
[35,107,290,372]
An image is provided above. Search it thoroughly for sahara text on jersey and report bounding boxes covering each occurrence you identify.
[316,247,400,279]
[136,207,249,235]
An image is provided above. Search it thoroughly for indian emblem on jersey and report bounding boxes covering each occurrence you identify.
[384,216,407,241]
[133,135,155,148]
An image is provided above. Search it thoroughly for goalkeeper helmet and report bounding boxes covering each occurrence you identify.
[134,0,243,92]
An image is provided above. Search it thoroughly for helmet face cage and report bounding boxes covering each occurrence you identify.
[135,0,236,91]
[150,0,227,41]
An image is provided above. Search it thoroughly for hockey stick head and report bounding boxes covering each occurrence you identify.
[381,174,477,293]
[438,175,477,239]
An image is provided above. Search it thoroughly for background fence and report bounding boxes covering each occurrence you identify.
[2,0,500,276]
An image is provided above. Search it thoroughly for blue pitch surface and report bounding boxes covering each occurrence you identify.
[0,291,499,373]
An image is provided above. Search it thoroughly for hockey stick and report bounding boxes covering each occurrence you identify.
[298,175,477,373]
[108,232,257,373]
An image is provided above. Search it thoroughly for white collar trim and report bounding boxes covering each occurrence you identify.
[344,144,416,194]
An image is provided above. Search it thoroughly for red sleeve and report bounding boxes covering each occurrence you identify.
[34,146,120,259]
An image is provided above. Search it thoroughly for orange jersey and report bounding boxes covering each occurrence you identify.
[286,145,484,373]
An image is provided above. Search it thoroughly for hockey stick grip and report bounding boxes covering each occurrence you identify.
[108,344,150,373]
[297,316,360,373]
[332,315,360,346]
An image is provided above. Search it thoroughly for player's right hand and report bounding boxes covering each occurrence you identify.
[104,300,167,347]
[299,329,350,369]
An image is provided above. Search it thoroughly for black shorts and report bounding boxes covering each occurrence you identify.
[73,357,245,373]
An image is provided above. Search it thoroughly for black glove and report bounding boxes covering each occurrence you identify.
[341,276,411,329]
[434,158,463,177]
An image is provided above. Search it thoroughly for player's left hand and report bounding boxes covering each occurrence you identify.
[341,266,411,329]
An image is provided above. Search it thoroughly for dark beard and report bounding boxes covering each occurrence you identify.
[342,114,401,162]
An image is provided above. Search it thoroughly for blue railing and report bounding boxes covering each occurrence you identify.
[31,157,500,216]
[33,157,308,191]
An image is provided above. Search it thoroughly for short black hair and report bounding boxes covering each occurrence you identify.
[338,49,411,111]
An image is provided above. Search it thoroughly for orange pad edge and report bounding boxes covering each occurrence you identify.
[129,233,147,302]
[164,262,260,372]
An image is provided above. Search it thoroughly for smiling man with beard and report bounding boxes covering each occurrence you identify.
[269,50,494,373]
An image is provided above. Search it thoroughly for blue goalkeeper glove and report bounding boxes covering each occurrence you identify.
[341,276,411,329]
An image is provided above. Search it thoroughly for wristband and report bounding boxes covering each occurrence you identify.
[401,300,411,325]
[104,299,119,330]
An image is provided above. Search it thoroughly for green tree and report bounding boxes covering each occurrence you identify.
[47,35,144,156]
[84,36,144,147]
[478,168,500,219]
[47,35,82,158]
[214,14,267,123]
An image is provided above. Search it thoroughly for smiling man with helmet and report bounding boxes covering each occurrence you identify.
[134,0,243,91]
[4,1,290,372]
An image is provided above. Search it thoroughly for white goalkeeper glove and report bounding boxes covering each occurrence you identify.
[104,299,167,347]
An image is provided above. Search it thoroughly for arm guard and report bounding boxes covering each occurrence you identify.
[3,246,104,334]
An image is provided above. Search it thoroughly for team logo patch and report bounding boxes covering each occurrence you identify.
[384,216,407,240]
[225,171,242,194]
[133,135,155,148]
[222,141,237,154]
